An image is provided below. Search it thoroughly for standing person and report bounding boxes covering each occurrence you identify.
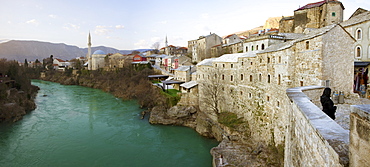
[320,88,337,120]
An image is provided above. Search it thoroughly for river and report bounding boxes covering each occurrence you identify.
[0,80,218,167]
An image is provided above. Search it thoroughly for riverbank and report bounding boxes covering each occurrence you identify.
[41,69,283,166]
[0,60,40,123]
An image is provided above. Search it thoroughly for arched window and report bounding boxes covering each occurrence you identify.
[251,45,254,51]
[356,46,362,58]
[279,56,281,63]
[261,44,265,50]
[278,74,281,85]
[231,64,233,68]
[250,75,253,82]
[246,46,248,52]
[256,45,259,50]
[356,28,362,40]
[267,75,271,83]
[222,64,225,68]
[222,74,225,80]
[230,75,233,81]
[241,74,244,80]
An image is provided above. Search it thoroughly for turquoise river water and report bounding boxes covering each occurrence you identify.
[0,80,218,167]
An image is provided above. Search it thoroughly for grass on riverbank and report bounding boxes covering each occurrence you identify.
[161,89,181,107]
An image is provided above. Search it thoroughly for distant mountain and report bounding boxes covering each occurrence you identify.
[0,40,147,61]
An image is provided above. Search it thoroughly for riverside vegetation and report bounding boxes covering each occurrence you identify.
[0,59,39,123]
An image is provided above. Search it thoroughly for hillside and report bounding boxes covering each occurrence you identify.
[0,40,140,61]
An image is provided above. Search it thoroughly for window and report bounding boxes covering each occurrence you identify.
[222,75,225,80]
[231,64,233,68]
[241,62,244,66]
[248,93,252,99]
[246,46,248,52]
[332,12,336,17]
[230,75,233,81]
[259,74,262,82]
[241,74,244,80]
[215,64,217,67]
[267,75,271,83]
[279,56,281,63]
[250,75,253,82]
[223,64,225,68]
[240,91,243,95]
[267,96,270,102]
[251,62,253,65]
[277,101,280,107]
[267,57,270,64]
[300,81,304,86]
[256,45,259,50]
[306,41,309,49]
[356,46,362,58]
[251,46,254,51]
[261,44,265,50]
[356,28,362,40]
[278,74,281,85]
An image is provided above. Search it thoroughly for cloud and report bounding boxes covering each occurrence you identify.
[63,23,80,30]
[159,20,167,24]
[201,13,209,19]
[134,39,149,49]
[115,25,124,29]
[94,25,111,35]
[26,19,39,25]
[49,14,57,19]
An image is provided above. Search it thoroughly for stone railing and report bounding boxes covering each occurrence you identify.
[349,105,370,167]
[285,86,349,167]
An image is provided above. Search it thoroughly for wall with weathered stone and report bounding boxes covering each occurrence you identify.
[350,105,370,167]
[286,86,349,167]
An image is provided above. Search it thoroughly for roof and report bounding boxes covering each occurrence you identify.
[180,81,198,89]
[175,65,194,71]
[295,0,342,11]
[213,52,257,63]
[161,80,185,85]
[261,24,338,53]
[278,33,305,40]
[340,10,370,27]
[197,58,216,66]
[148,75,169,78]
[55,58,65,62]
[93,50,106,55]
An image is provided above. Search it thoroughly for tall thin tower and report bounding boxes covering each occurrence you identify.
[165,35,168,55]
[87,32,92,70]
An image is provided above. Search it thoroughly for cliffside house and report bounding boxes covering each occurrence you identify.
[188,33,223,63]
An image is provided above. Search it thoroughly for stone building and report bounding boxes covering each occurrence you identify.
[188,33,222,63]
[279,0,344,33]
[89,50,106,70]
[196,23,354,149]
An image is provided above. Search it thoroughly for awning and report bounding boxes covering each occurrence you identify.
[354,61,370,67]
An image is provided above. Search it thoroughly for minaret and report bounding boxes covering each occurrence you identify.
[165,35,169,55]
[87,32,92,70]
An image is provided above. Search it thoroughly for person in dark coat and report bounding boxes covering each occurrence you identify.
[320,88,337,120]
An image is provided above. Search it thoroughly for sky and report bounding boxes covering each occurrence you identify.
[0,0,370,50]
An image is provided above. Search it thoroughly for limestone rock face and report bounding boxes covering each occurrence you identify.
[149,105,198,128]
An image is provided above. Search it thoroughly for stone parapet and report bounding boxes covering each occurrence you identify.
[286,86,349,167]
[350,105,370,167]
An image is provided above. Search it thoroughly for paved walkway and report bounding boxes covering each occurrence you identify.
[335,97,370,130]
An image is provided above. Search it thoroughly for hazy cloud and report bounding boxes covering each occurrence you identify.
[159,20,167,24]
[115,25,124,29]
[201,13,209,19]
[134,39,149,49]
[49,14,57,19]
[63,23,80,30]
[26,19,39,25]
[94,25,111,35]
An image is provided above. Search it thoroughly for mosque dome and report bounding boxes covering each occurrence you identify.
[93,50,106,55]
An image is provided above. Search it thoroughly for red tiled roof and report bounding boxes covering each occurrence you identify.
[55,58,65,62]
[296,0,338,11]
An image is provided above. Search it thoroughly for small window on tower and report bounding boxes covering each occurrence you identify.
[332,12,336,17]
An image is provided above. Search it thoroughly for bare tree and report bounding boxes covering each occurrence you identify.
[151,42,160,50]
[199,67,225,114]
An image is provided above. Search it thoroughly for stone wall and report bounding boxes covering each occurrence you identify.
[350,105,370,167]
[286,86,349,167]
